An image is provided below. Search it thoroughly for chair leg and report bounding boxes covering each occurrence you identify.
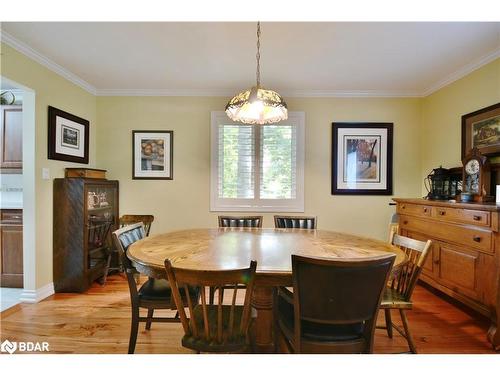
[128,305,139,354]
[399,309,417,354]
[145,308,154,330]
[102,253,112,285]
[384,309,393,338]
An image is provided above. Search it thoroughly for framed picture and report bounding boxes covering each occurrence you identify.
[48,106,89,164]
[332,122,393,195]
[461,102,500,159]
[132,130,173,180]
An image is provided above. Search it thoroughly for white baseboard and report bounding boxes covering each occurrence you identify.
[19,282,55,303]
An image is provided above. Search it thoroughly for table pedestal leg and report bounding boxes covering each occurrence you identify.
[251,286,275,353]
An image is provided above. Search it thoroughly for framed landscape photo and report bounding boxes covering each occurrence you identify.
[332,122,393,195]
[461,102,500,159]
[132,130,173,180]
[48,106,89,164]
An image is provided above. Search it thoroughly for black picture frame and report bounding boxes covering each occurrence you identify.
[132,130,174,180]
[461,102,500,159]
[48,106,90,164]
[332,122,393,195]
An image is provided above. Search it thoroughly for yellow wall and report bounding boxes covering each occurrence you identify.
[421,58,500,193]
[1,43,97,288]
[97,96,422,240]
[2,38,498,290]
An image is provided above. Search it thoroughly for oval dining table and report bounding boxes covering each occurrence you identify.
[127,227,407,353]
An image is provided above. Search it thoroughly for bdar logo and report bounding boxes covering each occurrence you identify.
[1,339,17,354]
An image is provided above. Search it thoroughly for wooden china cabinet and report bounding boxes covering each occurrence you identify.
[53,177,119,292]
[393,198,500,350]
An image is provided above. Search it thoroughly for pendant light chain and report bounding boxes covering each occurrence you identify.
[224,20,287,124]
[256,21,261,87]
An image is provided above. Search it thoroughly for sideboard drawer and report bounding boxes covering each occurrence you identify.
[400,215,493,254]
[431,206,490,227]
[397,203,432,218]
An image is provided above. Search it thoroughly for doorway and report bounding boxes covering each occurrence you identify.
[0,76,36,311]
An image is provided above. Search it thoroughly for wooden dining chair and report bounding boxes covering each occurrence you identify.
[218,215,263,228]
[165,259,257,353]
[274,215,317,229]
[378,233,432,353]
[103,215,155,284]
[112,223,199,354]
[120,214,155,236]
[274,254,395,353]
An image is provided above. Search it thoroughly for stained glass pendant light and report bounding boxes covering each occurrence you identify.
[225,22,288,125]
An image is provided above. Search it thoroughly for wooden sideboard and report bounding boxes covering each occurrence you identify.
[393,198,500,350]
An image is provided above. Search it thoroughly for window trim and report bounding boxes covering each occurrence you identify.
[210,111,305,212]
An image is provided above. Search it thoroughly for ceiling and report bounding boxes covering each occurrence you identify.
[1,22,499,96]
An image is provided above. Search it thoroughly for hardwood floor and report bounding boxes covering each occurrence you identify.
[0,275,496,354]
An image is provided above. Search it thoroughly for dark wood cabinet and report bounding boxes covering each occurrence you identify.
[394,198,500,350]
[0,209,23,288]
[0,105,23,170]
[53,178,119,292]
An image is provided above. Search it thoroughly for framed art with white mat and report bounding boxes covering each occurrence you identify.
[332,122,393,195]
[48,106,89,164]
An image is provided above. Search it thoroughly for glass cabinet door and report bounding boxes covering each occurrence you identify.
[85,184,117,270]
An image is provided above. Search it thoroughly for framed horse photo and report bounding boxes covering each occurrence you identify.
[461,102,500,159]
[331,122,393,195]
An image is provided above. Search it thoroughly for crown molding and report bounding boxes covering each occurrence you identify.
[280,89,422,98]
[1,30,97,95]
[421,47,500,97]
[2,30,498,99]
[95,88,422,97]
[95,88,236,97]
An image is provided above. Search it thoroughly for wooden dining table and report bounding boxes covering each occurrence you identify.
[127,227,407,353]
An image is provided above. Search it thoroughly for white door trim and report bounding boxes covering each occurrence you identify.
[1,76,37,301]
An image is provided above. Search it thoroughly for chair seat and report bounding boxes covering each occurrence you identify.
[380,288,413,309]
[277,292,364,342]
[138,278,173,300]
[138,278,199,305]
[182,305,248,353]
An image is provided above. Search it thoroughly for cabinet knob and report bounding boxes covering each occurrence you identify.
[423,208,428,213]
[439,211,446,216]
[473,236,481,243]
[401,205,406,209]
[473,215,481,221]
[403,220,408,225]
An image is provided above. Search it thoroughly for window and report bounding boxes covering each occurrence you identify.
[210,111,305,212]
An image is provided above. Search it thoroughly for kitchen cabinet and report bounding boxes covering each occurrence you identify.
[0,105,23,170]
[0,209,23,288]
